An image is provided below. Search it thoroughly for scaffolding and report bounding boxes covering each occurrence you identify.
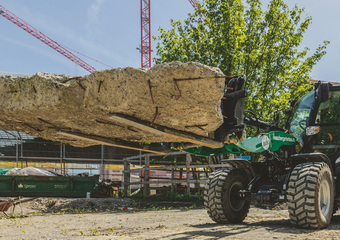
[0,130,139,179]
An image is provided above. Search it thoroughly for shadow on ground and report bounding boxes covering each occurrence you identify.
[156,216,340,240]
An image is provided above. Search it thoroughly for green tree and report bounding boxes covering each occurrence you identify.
[153,0,329,125]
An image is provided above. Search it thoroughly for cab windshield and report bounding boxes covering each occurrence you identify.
[288,91,315,143]
[312,90,340,157]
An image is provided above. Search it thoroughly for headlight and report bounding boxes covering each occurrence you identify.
[306,126,320,136]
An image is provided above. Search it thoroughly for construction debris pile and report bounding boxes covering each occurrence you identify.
[26,197,135,213]
[4,167,58,176]
[0,62,225,151]
[98,179,122,198]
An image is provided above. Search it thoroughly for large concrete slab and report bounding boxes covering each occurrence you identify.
[0,62,225,150]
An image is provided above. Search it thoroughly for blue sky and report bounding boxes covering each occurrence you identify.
[0,0,339,82]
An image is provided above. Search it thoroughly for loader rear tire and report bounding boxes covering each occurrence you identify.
[287,162,334,229]
[204,168,250,223]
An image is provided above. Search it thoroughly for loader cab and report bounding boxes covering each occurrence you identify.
[288,82,340,161]
[311,86,340,159]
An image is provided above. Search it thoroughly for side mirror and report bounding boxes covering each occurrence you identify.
[317,82,330,103]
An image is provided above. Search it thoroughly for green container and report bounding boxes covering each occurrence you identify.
[0,175,99,198]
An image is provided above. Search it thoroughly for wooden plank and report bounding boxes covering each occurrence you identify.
[126,179,207,185]
[186,154,191,194]
[123,151,187,161]
[109,115,223,149]
[171,155,176,193]
[57,131,166,155]
[195,169,201,193]
[143,155,150,195]
[124,163,233,172]
[123,160,130,197]
[171,168,175,193]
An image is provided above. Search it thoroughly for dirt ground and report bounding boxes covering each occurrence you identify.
[0,198,340,239]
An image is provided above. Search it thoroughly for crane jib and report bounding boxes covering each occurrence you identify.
[0,4,96,73]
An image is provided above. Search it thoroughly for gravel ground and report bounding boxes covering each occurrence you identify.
[0,198,340,239]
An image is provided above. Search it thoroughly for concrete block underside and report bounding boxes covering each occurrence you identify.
[0,62,225,152]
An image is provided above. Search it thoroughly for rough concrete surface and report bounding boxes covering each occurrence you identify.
[0,62,225,147]
[3,201,340,240]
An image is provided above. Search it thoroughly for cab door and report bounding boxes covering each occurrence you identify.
[312,88,340,159]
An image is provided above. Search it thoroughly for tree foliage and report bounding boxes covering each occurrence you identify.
[153,0,329,125]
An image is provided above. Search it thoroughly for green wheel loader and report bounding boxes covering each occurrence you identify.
[187,77,340,229]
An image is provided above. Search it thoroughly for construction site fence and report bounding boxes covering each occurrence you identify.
[122,153,228,196]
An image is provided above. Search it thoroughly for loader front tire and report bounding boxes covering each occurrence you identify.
[204,168,250,223]
[287,162,334,229]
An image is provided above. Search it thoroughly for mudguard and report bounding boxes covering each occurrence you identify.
[184,131,298,156]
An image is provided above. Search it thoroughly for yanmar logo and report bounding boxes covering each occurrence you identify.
[17,183,36,189]
[273,136,296,142]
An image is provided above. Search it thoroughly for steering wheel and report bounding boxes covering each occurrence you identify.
[299,120,307,130]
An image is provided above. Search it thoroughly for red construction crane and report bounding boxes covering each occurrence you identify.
[139,0,205,68]
[0,2,204,72]
[0,4,96,73]
[140,0,151,68]
[188,0,206,21]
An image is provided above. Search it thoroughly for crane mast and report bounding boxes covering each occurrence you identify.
[0,5,96,73]
[140,0,151,68]
[139,0,205,68]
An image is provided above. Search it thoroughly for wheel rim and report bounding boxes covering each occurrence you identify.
[229,182,245,212]
[319,179,331,218]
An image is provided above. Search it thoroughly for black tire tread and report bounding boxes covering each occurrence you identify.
[287,162,333,229]
[204,168,249,223]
